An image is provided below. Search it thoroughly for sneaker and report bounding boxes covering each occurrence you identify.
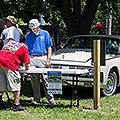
[12,104,27,111]
[31,98,40,105]
[48,98,56,105]
[0,101,6,110]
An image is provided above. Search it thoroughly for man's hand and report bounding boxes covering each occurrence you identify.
[46,46,52,68]
[25,62,30,70]
[45,58,51,68]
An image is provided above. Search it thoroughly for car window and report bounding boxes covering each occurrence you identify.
[106,39,119,55]
[64,37,92,49]
[63,36,120,55]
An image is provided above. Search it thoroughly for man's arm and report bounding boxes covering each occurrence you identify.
[46,46,52,68]
[47,46,52,59]
[25,62,30,70]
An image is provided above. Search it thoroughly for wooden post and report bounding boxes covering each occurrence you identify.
[93,40,100,110]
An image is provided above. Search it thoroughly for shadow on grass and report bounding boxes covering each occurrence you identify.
[115,86,120,94]
[4,99,76,109]
[6,81,120,110]
[6,80,92,109]
[21,81,94,100]
[4,80,120,110]
[19,99,81,109]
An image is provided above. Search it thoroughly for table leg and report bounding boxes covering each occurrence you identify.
[70,75,75,108]
[76,75,79,107]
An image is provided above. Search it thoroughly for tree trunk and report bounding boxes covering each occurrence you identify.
[57,0,100,36]
[106,2,112,35]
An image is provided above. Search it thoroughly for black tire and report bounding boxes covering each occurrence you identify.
[102,71,118,97]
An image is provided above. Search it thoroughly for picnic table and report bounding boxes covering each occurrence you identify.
[20,67,89,107]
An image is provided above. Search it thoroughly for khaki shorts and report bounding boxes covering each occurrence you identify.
[0,67,21,92]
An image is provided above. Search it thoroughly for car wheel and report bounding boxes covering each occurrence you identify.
[102,71,118,97]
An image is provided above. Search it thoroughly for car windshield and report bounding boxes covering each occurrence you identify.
[64,37,92,49]
[63,36,120,55]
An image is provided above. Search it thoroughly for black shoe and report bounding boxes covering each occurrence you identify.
[32,98,40,104]
[12,104,27,111]
[0,101,6,110]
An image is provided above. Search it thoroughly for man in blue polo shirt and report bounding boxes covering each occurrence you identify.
[25,19,56,104]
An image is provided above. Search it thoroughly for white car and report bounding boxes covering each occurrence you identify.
[51,35,120,97]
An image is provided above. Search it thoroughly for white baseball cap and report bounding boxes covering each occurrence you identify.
[29,19,40,29]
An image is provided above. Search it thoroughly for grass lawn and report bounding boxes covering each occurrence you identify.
[0,81,120,120]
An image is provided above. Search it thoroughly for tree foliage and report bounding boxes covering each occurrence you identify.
[45,0,100,36]
[0,0,45,23]
[91,0,120,35]
[0,0,120,40]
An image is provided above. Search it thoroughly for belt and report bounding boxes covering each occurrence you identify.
[30,53,47,57]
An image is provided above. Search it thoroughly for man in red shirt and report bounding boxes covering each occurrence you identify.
[0,40,30,111]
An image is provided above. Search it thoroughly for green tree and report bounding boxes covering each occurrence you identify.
[0,0,45,23]
[45,0,120,36]
[0,0,101,36]
[1,0,120,37]
[45,0,100,36]
[92,0,120,34]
